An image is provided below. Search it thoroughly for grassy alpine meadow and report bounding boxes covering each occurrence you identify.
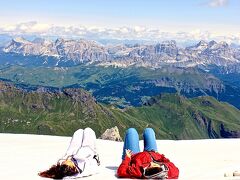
[1,81,240,139]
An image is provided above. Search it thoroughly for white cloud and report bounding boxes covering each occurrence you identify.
[0,21,239,45]
[207,0,229,7]
[1,21,51,34]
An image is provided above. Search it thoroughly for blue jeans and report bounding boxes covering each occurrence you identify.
[122,128,158,159]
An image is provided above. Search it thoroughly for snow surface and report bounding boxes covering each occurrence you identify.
[0,133,240,180]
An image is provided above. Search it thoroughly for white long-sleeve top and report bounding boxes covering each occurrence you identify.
[62,128,100,179]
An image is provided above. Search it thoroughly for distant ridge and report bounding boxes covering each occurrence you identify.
[1,80,240,139]
[2,37,240,70]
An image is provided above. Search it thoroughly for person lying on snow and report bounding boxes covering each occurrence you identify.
[39,128,100,179]
[117,128,179,179]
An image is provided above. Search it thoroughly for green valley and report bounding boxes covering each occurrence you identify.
[2,63,239,109]
[0,81,239,139]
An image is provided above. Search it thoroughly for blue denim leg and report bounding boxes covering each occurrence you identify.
[143,128,158,152]
[122,128,140,160]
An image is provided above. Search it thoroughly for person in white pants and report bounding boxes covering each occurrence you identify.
[39,128,100,179]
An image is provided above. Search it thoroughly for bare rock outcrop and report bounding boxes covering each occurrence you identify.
[100,126,122,142]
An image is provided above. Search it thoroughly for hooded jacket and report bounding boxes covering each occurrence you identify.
[117,151,179,179]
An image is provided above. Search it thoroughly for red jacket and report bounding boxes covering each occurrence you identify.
[117,151,179,179]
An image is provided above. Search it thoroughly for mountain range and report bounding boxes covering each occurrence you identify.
[1,80,240,139]
[2,37,240,72]
[0,37,240,110]
[1,36,240,139]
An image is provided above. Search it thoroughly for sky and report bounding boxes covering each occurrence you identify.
[0,0,239,43]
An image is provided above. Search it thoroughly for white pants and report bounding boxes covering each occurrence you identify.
[63,128,100,179]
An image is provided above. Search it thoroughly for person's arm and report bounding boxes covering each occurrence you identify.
[117,157,143,178]
[117,150,142,178]
[164,161,179,179]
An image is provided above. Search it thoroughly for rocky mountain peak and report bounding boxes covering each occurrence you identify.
[7,37,31,48]
[197,40,208,47]
[63,88,96,104]
[219,41,229,48]
[3,37,31,54]
[55,38,65,45]
[2,37,240,69]
[188,40,208,51]
[12,37,29,44]
[208,40,218,47]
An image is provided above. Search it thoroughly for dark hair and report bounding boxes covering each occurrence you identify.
[144,166,162,176]
[38,163,78,179]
